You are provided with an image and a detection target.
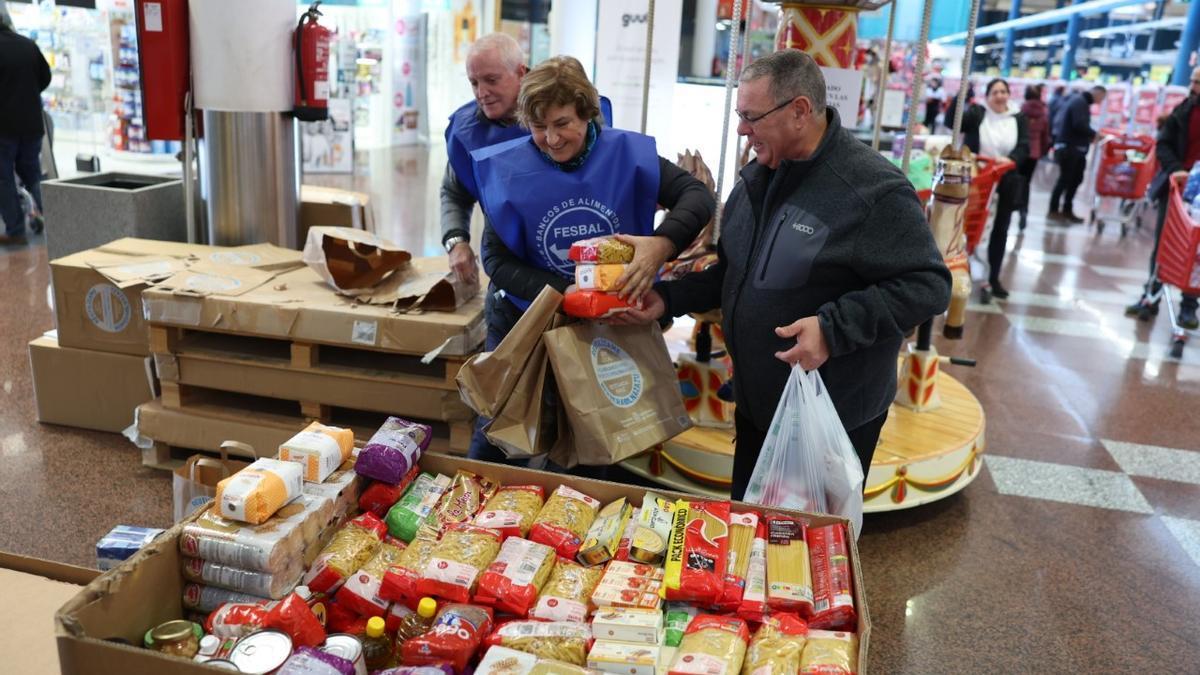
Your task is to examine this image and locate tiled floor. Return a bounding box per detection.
[4,150,1200,672]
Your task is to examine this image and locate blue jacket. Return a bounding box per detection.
[1052,91,1096,151]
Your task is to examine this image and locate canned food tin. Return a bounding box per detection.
[321,633,367,675]
[230,629,293,674]
[204,659,242,671]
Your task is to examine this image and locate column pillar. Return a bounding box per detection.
[1060,0,1084,80]
[1172,0,1200,86]
[1001,0,1022,76]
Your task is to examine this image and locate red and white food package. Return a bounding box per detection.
[380,537,438,610]
[529,486,601,559]
[474,537,557,617]
[807,524,856,632]
[416,524,503,603]
[400,604,494,673]
[335,536,407,617]
[736,518,768,623]
[206,602,270,640]
[303,512,389,594]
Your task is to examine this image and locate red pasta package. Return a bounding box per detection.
[563,291,632,320]
[206,602,270,639]
[474,536,557,617]
[567,236,635,263]
[359,466,419,518]
[303,511,389,594]
[326,596,369,636]
[473,485,546,539]
[336,536,407,617]
[715,511,758,612]
[737,518,768,623]
[400,603,494,672]
[264,590,327,648]
[807,524,856,632]
[663,500,730,606]
[416,523,503,603]
[380,537,438,609]
[482,621,594,666]
[529,486,601,559]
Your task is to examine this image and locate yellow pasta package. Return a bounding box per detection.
[575,264,629,292]
[765,514,813,617]
[278,421,354,482]
[668,614,750,675]
[530,486,601,558]
[530,559,604,622]
[417,523,503,603]
[215,458,304,524]
[484,621,593,666]
[741,613,808,675]
[475,485,547,538]
[302,511,389,594]
[799,630,858,675]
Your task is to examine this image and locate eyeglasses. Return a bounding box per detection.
[736,98,796,125]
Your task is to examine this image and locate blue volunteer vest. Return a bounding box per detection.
[445,96,615,200]
[471,127,660,310]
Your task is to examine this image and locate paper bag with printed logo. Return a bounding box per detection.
[483,316,569,459]
[544,322,691,465]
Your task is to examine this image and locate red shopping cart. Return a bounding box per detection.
[1088,131,1156,236]
[965,155,1016,254]
[1149,176,1200,358]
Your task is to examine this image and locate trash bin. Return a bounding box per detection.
[42,172,186,260]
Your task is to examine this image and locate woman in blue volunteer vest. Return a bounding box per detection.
[468,55,715,467]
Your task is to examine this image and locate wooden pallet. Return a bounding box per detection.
[140,441,261,472]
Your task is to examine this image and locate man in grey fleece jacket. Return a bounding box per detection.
[621,50,951,500]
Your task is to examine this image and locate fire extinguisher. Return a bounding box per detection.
[294,1,332,122]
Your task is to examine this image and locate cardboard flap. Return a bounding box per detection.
[88,257,189,289]
[155,263,277,298]
[354,256,481,310]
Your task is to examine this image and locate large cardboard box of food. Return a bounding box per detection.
[54,454,871,675]
[50,239,304,356]
[300,185,375,240]
[1,552,98,675]
[29,333,155,433]
[142,257,486,357]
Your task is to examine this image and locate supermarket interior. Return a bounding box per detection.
[2,0,1200,673]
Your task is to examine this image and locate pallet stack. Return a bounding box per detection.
[133,256,485,468]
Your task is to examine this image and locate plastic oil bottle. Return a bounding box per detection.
[394,597,438,651]
[362,616,395,671]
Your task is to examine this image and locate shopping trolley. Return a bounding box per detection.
[965,155,1016,254]
[1143,176,1200,358]
[1087,131,1156,237]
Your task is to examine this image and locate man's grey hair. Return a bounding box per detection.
[739,50,827,115]
[0,0,14,31]
[467,33,526,72]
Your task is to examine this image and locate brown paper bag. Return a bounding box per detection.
[456,286,563,418]
[544,322,692,465]
[302,226,412,294]
[484,314,571,458]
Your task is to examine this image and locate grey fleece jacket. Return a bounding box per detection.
[658,109,951,433]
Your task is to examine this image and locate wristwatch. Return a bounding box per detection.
[443,235,469,254]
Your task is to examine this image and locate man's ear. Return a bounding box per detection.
[517,64,529,78]
[793,96,811,124]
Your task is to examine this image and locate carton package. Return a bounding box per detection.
[278,422,354,483]
[214,458,305,524]
[1,552,98,675]
[29,333,155,433]
[52,455,871,675]
[97,526,166,571]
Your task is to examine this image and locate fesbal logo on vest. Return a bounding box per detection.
[537,196,621,275]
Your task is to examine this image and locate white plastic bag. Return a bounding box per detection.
[743,366,865,538]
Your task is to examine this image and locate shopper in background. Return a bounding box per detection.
[1047,85,1068,144]
[923,76,944,131]
[468,55,714,467]
[1018,84,1051,231]
[1048,84,1106,224]
[613,50,951,500]
[961,78,1028,301]
[943,83,974,133]
[1125,66,1200,330]
[0,1,51,246]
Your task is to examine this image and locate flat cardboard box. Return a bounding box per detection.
[51,240,303,356]
[142,257,486,357]
[1,552,97,675]
[55,455,871,675]
[29,334,155,433]
[300,185,375,240]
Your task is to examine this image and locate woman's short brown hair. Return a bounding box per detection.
[517,56,601,127]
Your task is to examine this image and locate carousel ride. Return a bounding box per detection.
[620,0,994,512]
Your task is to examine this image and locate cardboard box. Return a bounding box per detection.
[1,552,98,675]
[54,455,871,674]
[300,185,375,240]
[51,240,303,356]
[142,257,486,357]
[29,334,155,433]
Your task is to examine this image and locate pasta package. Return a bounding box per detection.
[180,494,333,574]
[742,614,808,675]
[765,515,813,617]
[475,646,538,675]
[716,512,759,611]
[578,498,632,567]
[400,603,494,672]
[613,508,640,562]
[474,485,547,539]
[798,630,858,675]
[563,291,632,320]
[736,519,768,623]
[629,494,675,565]
[336,536,408,617]
[279,422,354,483]
[418,470,498,540]
[380,536,438,609]
[483,621,594,666]
[807,524,857,632]
[575,264,629,292]
[417,523,504,602]
[360,473,412,519]
[668,615,750,675]
[530,559,604,622]
[663,500,730,606]
[386,472,452,542]
[568,237,635,264]
[664,603,699,647]
[303,511,389,594]
[215,458,305,524]
[530,486,601,559]
[182,556,301,599]
[475,537,557,617]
